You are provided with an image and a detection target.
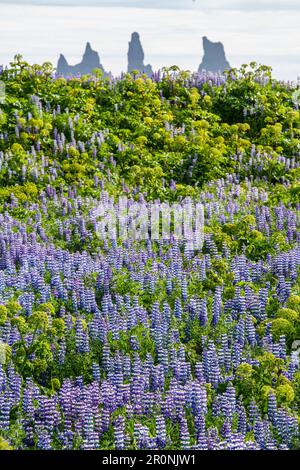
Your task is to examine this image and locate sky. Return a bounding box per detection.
[0,1,300,80]
[1,1,300,8]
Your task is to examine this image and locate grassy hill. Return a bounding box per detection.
[0,57,299,450]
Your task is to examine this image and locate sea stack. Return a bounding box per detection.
[127,32,153,76]
[57,42,107,77]
[198,36,230,73]
[57,54,69,77]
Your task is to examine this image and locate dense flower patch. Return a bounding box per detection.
[0,58,299,450]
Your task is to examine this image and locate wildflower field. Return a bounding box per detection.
[0,58,299,450]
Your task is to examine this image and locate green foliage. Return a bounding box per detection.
[276,383,295,406]
[0,58,300,449]
[286,295,300,313]
[254,353,284,388]
[270,318,295,342]
[293,373,300,409]
[0,306,8,325]
[235,363,256,402]
[275,308,299,323]
[0,437,13,450]
[1,59,299,201]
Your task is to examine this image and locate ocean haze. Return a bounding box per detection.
[0,1,300,80]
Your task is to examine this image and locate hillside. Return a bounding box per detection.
[0,57,299,450]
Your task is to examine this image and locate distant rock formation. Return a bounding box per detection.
[57,42,107,77]
[198,36,230,74]
[127,32,153,76]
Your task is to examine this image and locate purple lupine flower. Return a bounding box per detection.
[114,415,126,450]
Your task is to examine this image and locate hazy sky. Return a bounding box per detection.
[0,1,299,80]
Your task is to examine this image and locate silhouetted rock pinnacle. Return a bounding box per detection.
[127,32,153,77]
[57,42,107,77]
[57,54,69,76]
[198,36,230,73]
